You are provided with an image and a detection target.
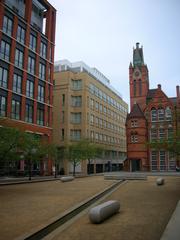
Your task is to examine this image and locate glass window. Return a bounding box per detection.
[160,151,166,171]
[11,99,21,120]
[151,151,158,171]
[0,40,10,61]
[159,129,165,139]
[165,107,172,121]
[139,79,142,95]
[150,129,157,141]
[40,42,47,58]
[3,16,13,36]
[15,49,24,68]
[70,112,81,124]
[71,96,82,107]
[62,94,65,106]
[39,63,46,80]
[28,56,35,74]
[168,128,173,139]
[26,80,34,98]
[71,79,82,90]
[25,104,33,123]
[38,85,44,102]
[13,74,22,94]
[70,130,81,140]
[29,34,37,51]
[133,80,136,96]
[131,133,138,143]
[0,67,8,88]
[151,108,157,122]
[168,152,176,171]
[0,95,6,117]
[158,108,164,121]
[17,25,25,44]
[131,120,138,127]
[37,108,44,125]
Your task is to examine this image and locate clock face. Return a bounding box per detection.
[134,71,140,77]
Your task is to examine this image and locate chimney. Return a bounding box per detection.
[157,84,161,90]
[136,42,140,49]
[176,85,180,99]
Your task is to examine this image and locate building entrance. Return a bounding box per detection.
[131,159,141,171]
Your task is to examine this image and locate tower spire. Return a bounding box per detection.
[133,42,144,67]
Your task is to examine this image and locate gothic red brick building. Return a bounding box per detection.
[125,43,180,171]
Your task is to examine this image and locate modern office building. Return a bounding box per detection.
[53,60,128,174]
[125,43,180,171]
[0,0,56,174]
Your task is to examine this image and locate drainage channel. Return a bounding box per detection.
[25,180,124,240]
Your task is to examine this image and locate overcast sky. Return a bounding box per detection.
[48,0,180,106]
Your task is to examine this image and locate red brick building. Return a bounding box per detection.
[0,0,56,174]
[125,43,180,171]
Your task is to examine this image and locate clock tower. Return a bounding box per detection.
[129,42,149,111]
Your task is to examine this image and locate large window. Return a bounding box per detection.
[151,108,157,122]
[25,104,33,123]
[71,96,82,107]
[168,128,173,139]
[70,130,81,140]
[38,85,44,102]
[40,42,47,58]
[159,151,166,171]
[168,152,176,171]
[158,108,164,121]
[0,96,6,117]
[28,56,35,75]
[165,107,172,121]
[39,63,46,80]
[29,34,37,51]
[70,112,81,124]
[159,129,165,139]
[3,16,13,36]
[26,80,34,98]
[17,25,25,44]
[71,79,82,90]
[150,129,157,141]
[0,67,8,88]
[131,132,138,143]
[13,74,22,94]
[151,151,158,171]
[0,40,10,61]
[139,79,142,96]
[15,49,24,68]
[11,99,21,120]
[37,108,44,125]
[133,80,136,96]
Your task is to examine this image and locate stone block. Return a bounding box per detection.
[156,177,165,185]
[60,176,74,182]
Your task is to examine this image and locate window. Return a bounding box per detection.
[95,102,99,111]
[38,85,44,102]
[11,99,21,120]
[133,80,136,96]
[37,108,44,125]
[71,96,82,107]
[25,104,33,123]
[90,114,94,124]
[28,56,35,74]
[90,98,94,108]
[15,49,23,68]
[17,26,25,44]
[70,130,81,140]
[150,129,157,141]
[71,79,82,90]
[151,151,158,171]
[61,129,64,140]
[62,94,65,106]
[0,40,10,61]
[40,42,47,58]
[0,67,8,88]
[13,74,22,94]
[3,16,13,36]
[165,107,172,121]
[0,96,6,117]
[139,79,142,95]
[151,108,157,122]
[48,65,51,82]
[29,34,37,51]
[26,80,34,98]
[160,151,166,171]
[131,133,138,143]
[70,112,81,124]
[131,120,138,127]
[159,129,165,139]
[168,128,173,139]
[90,131,94,140]
[168,152,176,171]
[39,63,46,80]
[99,104,103,112]
[158,108,164,121]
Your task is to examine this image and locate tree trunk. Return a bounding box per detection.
[73,160,76,176]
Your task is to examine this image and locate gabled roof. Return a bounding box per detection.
[147,89,157,99]
[127,103,145,119]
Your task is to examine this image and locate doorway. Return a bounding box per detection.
[131,159,141,171]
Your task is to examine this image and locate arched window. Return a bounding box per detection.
[133,80,136,96]
[165,107,172,121]
[131,131,138,143]
[139,79,142,96]
[151,108,157,122]
[158,108,164,121]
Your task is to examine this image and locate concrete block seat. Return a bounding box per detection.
[89,200,120,224]
[60,176,74,182]
[156,177,165,185]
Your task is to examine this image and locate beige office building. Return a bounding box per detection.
[53,60,128,174]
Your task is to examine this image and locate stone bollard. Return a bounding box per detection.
[89,200,120,224]
[60,176,74,182]
[156,177,165,186]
